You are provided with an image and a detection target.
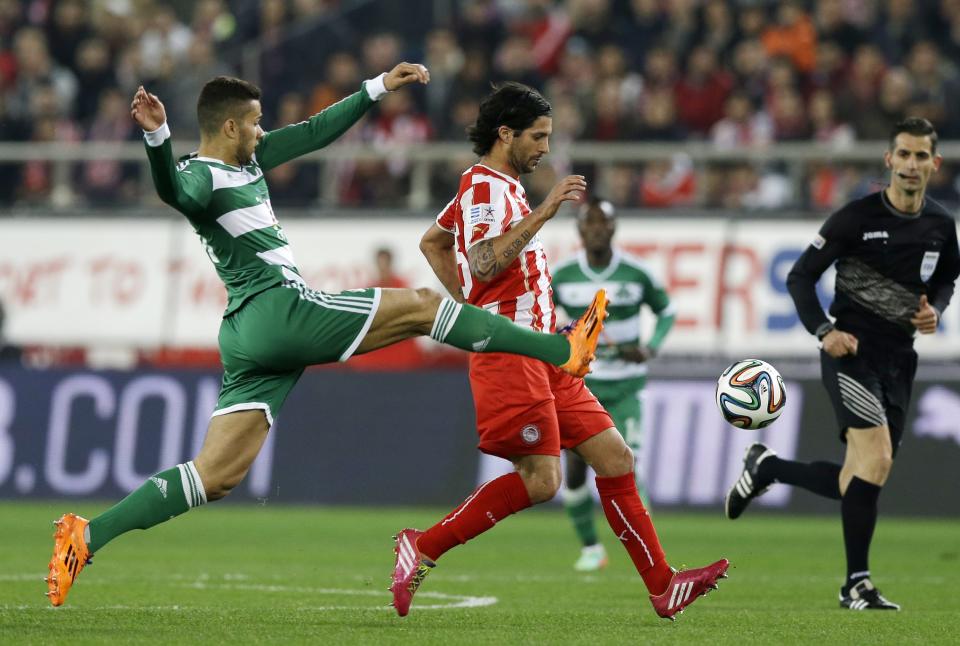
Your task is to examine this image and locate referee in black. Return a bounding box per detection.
[724,117,960,610]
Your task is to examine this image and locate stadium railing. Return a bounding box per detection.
[1,140,957,213]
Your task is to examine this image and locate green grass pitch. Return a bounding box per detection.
[1,502,958,644]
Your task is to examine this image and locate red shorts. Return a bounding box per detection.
[468,353,614,459]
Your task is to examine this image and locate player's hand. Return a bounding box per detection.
[821,329,858,357]
[383,63,430,91]
[618,344,655,363]
[131,86,167,132]
[911,294,938,334]
[544,175,587,215]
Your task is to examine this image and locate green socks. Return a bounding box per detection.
[563,484,599,547]
[431,298,570,365]
[87,462,206,553]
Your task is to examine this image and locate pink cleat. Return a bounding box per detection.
[649,559,729,620]
[389,528,435,617]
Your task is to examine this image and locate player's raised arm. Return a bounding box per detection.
[132,86,211,215]
[255,62,429,172]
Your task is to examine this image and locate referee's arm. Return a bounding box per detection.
[928,224,960,319]
[786,217,848,336]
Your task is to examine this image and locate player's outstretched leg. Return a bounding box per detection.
[724,442,776,520]
[46,513,91,606]
[357,288,608,378]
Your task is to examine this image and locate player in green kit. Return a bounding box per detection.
[552,198,675,571]
[44,63,608,607]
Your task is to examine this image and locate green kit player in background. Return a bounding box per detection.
[45,63,606,606]
[552,198,676,572]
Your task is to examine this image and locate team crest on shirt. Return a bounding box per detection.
[520,424,541,445]
[469,204,496,225]
[921,251,940,282]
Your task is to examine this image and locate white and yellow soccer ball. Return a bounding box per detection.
[716,359,787,429]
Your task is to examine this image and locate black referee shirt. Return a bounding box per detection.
[787,189,960,346]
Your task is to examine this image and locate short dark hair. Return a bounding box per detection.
[467,82,552,156]
[889,117,938,154]
[197,76,262,136]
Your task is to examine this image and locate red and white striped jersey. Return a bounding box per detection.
[436,163,555,332]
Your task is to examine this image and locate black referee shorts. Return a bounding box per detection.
[819,339,918,456]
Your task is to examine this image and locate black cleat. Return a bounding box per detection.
[840,579,900,610]
[725,442,776,520]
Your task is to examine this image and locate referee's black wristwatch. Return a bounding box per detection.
[815,322,835,341]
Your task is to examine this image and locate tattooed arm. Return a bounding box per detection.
[467,175,586,282]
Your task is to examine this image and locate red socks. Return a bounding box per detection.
[417,472,532,561]
[595,472,673,596]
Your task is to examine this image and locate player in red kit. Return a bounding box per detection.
[392,82,729,620]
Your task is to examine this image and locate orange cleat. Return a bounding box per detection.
[559,289,608,378]
[46,513,91,607]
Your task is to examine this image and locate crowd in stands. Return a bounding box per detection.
[0,0,959,211]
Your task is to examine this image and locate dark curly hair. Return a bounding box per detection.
[467,82,552,156]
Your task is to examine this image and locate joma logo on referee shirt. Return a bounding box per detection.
[862,230,889,241]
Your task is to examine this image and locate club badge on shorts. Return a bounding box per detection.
[921,251,940,282]
[520,424,541,445]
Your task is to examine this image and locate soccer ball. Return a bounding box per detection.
[716,359,786,429]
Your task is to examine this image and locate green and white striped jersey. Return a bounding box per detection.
[144,78,385,316]
[552,250,674,380]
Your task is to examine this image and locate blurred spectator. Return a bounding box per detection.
[455,0,504,56]
[308,51,362,114]
[639,155,696,207]
[722,163,793,210]
[852,66,913,139]
[19,84,81,206]
[635,89,686,141]
[836,44,887,133]
[585,79,637,140]
[422,30,464,132]
[814,0,864,54]
[809,40,847,94]
[373,247,407,289]
[769,88,810,141]
[872,0,927,63]
[568,0,618,51]
[597,163,640,207]
[511,0,571,76]
[81,88,139,205]
[761,1,817,73]
[641,45,678,93]
[493,34,543,90]
[7,27,78,121]
[698,0,737,57]
[0,298,23,365]
[617,0,665,68]
[905,40,960,137]
[266,92,319,208]
[46,0,91,70]
[731,39,770,106]
[710,92,773,149]
[661,0,698,60]
[74,38,117,127]
[166,39,232,135]
[808,90,855,146]
[139,5,193,78]
[674,45,734,136]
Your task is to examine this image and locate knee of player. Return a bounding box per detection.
[415,287,443,311]
[204,474,243,501]
[864,452,894,480]
[523,469,562,504]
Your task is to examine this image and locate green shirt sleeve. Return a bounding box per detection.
[254,83,376,172]
[144,137,212,216]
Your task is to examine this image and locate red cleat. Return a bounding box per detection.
[389,528,435,617]
[649,559,729,620]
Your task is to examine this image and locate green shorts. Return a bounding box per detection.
[213,282,381,425]
[585,376,646,450]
